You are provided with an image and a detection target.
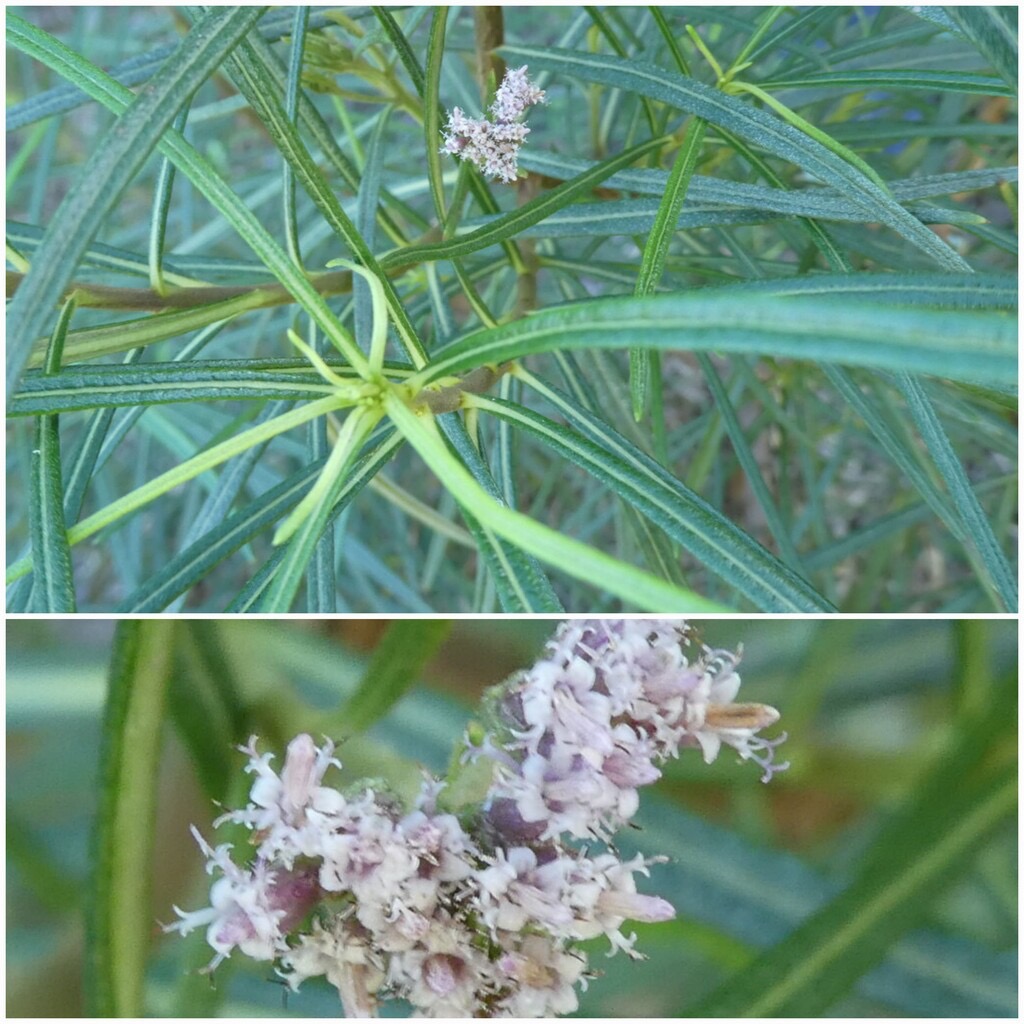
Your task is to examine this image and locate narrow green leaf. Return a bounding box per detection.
[7,218,277,281]
[943,6,1018,89]
[86,620,175,1016]
[761,68,1014,97]
[744,5,842,66]
[553,350,690,588]
[168,622,248,803]
[61,347,148,525]
[649,6,691,75]
[10,367,335,416]
[281,6,310,266]
[148,103,191,295]
[785,22,942,77]
[7,7,268,399]
[118,431,403,612]
[497,44,972,271]
[333,621,452,736]
[730,78,891,193]
[517,152,1019,212]
[6,396,349,586]
[28,296,76,611]
[822,365,966,547]
[828,120,1015,145]
[895,372,1017,610]
[260,408,382,612]
[355,106,393,339]
[227,547,289,612]
[170,399,294,613]
[424,9,449,223]
[5,9,334,131]
[460,198,984,238]
[631,117,707,420]
[7,813,82,913]
[623,782,1016,1018]
[436,413,563,613]
[707,272,1017,309]
[217,24,429,367]
[234,23,423,245]
[416,292,1017,388]
[372,7,426,97]
[585,5,660,138]
[696,353,805,573]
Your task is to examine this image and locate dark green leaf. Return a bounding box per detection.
[688,670,1016,1016]
[380,134,670,271]
[420,292,1017,387]
[28,297,76,611]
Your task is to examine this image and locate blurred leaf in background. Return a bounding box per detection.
[6,618,1016,1016]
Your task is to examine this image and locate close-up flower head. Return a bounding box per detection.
[167,620,785,1016]
[6,618,1017,1017]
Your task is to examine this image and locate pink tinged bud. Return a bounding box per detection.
[597,890,676,923]
[396,910,430,942]
[514,884,575,928]
[545,771,604,804]
[281,733,318,819]
[423,954,463,996]
[602,750,662,788]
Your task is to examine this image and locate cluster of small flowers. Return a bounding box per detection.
[440,65,545,182]
[167,620,786,1017]
[477,620,788,844]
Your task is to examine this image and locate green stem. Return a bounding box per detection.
[384,393,732,612]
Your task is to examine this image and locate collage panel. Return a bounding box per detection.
[6,617,1018,1017]
[5,5,1016,614]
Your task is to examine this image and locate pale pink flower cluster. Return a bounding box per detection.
[167,620,786,1017]
[440,65,545,182]
[476,620,788,845]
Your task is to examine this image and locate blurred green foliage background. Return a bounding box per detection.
[6,618,1017,1016]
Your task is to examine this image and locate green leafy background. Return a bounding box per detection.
[6,618,1017,1017]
